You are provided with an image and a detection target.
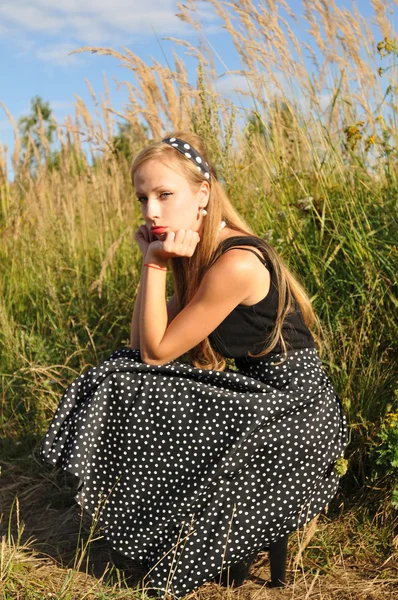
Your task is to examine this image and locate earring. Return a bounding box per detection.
[201,209,207,216]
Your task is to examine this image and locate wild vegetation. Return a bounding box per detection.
[0,0,397,598]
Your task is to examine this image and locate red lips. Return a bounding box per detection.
[151,227,167,234]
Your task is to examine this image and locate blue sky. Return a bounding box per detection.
[0,0,394,151]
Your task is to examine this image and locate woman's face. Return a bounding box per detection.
[133,158,208,239]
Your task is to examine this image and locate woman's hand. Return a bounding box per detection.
[146,229,200,264]
[134,225,158,257]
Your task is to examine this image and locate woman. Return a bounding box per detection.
[41,132,349,598]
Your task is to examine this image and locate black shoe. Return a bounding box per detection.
[109,548,148,582]
[267,534,289,587]
[218,551,258,587]
[265,578,286,588]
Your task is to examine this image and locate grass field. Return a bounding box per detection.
[1,1,398,597]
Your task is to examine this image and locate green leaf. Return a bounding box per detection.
[390,488,398,509]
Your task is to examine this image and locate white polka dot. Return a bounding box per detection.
[40,333,348,598]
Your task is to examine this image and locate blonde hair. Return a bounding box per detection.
[131,131,320,370]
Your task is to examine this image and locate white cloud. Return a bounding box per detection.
[13,36,36,55]
[0,21,10,36]
[0,1,219,65]
[215,74,253,97]
[0,3,64,32]
[201,24,225,35]
[50,100,76,111]
[318,90,334,112]
[0,1,192,43]
[36,43,82,65]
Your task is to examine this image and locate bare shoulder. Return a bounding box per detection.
[199,237,270,306]
[208,245,263,274]
[198,250,256,296]
[203,232,271,305]
[212,231,268,271]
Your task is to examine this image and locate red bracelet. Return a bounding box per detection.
[144,263,167,271]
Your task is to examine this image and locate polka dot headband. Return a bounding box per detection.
[162,137,211,180]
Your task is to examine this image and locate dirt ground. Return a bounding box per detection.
[1,457,397,600]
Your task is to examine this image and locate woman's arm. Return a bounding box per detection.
[130,268,179,348]
[130,225,178,350]
[130,265,145,349]
[139,248,269,365]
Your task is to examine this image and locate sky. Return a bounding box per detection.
[0,0,394,155]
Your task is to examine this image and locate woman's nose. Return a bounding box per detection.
[143,199,160,221]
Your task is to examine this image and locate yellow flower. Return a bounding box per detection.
[365,135,376,152]
[377,37,398,58]
[384,37,398,54]
[385,412,398,427]
[335,457,348,477]
[377,40,386,58]
[344,122,365,151]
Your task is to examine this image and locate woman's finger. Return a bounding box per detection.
[170,229,200,256]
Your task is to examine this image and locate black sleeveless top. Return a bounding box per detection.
[207,236,315,366]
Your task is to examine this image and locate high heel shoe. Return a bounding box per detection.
[218,533,289,589]
[218,550,258,587]
[265,534,289,587]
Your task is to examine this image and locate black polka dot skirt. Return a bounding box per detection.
[41,346,349,598]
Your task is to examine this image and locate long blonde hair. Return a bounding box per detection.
[131,131,319,370]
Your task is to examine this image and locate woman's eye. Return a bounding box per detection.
[136,192,172,202]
